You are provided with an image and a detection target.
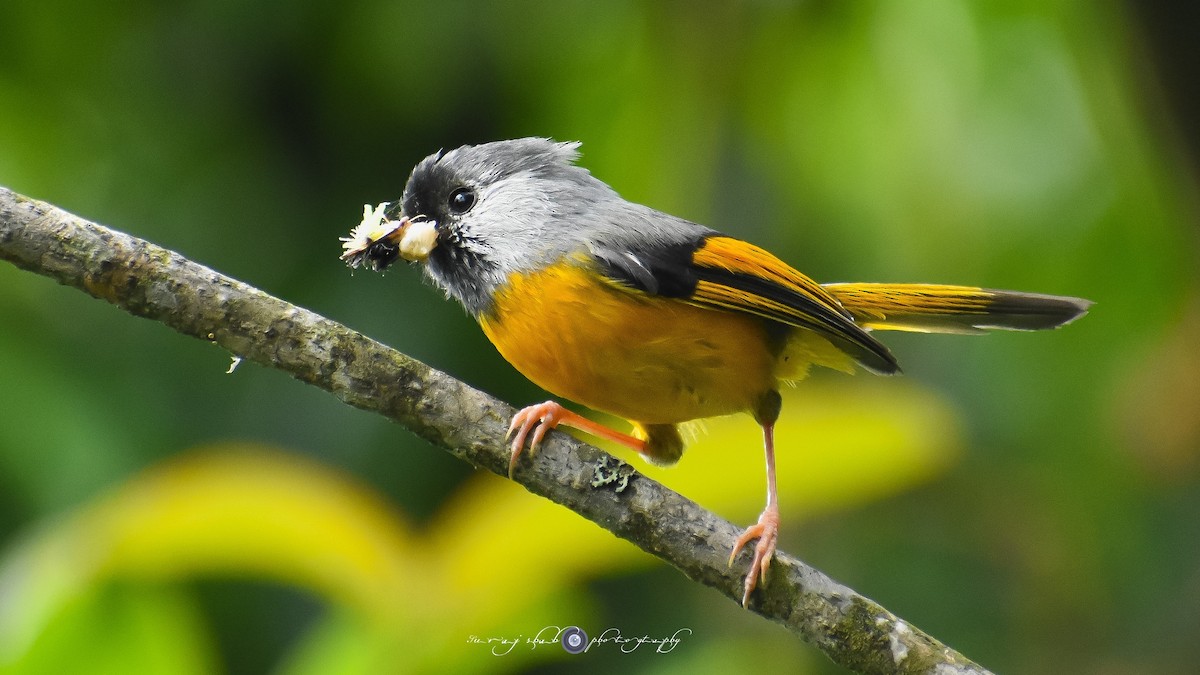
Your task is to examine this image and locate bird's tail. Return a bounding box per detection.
[822,283,1092,335]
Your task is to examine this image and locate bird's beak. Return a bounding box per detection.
[340,202,438,271]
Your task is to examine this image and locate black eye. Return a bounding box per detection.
[447,187,476,215]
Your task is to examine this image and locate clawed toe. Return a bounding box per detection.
[729,506,780,607]
[506,401,564,478]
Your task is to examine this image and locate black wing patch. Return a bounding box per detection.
[592,237,702,299]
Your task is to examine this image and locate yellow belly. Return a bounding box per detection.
[479,261,780,425]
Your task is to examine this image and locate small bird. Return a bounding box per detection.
[342,138,1091,607]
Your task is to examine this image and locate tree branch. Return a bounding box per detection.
[0,186,991,675]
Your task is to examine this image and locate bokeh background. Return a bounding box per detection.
[2,1,1198,673]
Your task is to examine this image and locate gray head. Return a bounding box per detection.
[395,138,607,315]
[395,138,709,317]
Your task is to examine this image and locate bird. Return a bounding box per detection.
[341,137,1091,607]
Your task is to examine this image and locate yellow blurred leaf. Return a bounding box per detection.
[91,445,418,617]
[653,379,963,520]
[0,444,417,666]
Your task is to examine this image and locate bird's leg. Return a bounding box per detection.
[729,421,780,607]
[506,401,646,478]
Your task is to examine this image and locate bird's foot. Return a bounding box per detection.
[505,402,649,479]
[505,400,569,478]
[729,504,780,607]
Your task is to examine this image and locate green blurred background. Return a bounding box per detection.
[1,1,1197,673]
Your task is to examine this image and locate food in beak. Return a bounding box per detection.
[340,203,437,270]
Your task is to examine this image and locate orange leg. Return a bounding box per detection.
[729,422,780,607]
[506,401,646,478]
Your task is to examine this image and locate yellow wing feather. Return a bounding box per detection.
[689,236,851,325]
[685,237,899,374]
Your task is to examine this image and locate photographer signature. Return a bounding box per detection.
[467,625,692,655]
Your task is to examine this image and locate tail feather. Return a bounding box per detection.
[823,283,1092,335]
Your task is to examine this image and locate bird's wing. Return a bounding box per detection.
[595,232,898,375]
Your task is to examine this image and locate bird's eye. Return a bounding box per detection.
[447,187,476,215]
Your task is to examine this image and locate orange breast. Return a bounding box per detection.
[479,260,779,425]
